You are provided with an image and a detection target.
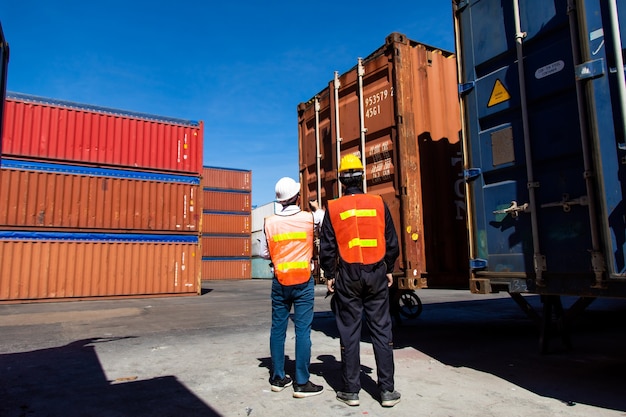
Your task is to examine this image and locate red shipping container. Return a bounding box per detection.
[202,235,251,257]
[202,166,251,191]
[202,212,251,234]
[0,232,201,302]
[201,258,251,280]
[202,189,251,212]
[0,160,200,233]
[2,93,203,175]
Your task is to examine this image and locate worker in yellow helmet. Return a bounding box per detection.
[319,154,401,408]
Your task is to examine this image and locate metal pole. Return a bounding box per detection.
[334,71,342,198]
[314,96,322,205]
[357,58,368,192]
[608,0,626,143]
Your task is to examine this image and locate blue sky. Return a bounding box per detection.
[1,2,455,207]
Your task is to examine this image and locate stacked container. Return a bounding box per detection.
[201,166,252,280]
[251,202,278,279]
[0,92,203,302]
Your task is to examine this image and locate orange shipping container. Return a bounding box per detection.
[0,232,201,302]
[201,166,251,191]
[3,93,203,175]
[202,212,251,234]
[202,235,251,257]
[201,258,251,280]
[298,33,467,290]
[0,160,200,233]
[202,189,251,212]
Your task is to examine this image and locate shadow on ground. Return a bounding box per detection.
[311,294,626,412]
[0,337,221,417]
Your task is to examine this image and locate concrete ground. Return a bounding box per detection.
[1,279,626,417]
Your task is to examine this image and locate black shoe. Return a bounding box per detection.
[381,390,401,407]
[269,375,293,392]
[336,391,359,406]
[292,380,324,398]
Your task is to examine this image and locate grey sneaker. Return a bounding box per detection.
[269,375,293,392]
[381,390,401,407]
[336,391,360,406]
[293,381,324,398]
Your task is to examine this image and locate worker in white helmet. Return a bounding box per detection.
[260,177,325,398]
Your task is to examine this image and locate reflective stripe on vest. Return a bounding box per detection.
[264,211,314,286]
[328,194,386,264]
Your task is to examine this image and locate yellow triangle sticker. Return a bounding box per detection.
[487,79,511,107]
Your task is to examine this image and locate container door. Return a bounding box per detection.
[456,0,626,295]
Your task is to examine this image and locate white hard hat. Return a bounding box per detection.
[275,177,300,202]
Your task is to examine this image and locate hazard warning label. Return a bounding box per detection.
[487,79,511,107]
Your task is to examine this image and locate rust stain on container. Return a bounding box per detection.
[0,232,201,302]
[202,189,251,212]
[2,93,203,175]
[0,160,200,232]
[297,33,467,289]
[202,166,251,191]
[201,258,251,280]
[202,212,251,234]
[202,235,251,257]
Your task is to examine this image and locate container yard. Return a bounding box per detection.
[298,32,468,290]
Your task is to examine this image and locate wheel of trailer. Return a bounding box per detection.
[397,291,422,319]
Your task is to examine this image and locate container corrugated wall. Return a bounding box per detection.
[202,189,251,212]
[202,212,251,234]
[0,160,200,232]
[2,93,203,175]
[201,166,251,191]
[0,232,200,301]
[201,258,251,280]
[297,32,467,290]
[202,235,250,257]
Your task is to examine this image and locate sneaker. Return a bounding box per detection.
[269,376,293,392]
[380,390,401,407]
[336,391,359,406]
[292,381,324,398]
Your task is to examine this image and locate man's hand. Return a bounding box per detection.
[326,278,335,294]
[309,200,320,211]
[386,273,393,287]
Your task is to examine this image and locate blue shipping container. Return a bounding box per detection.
[456,0,626,296]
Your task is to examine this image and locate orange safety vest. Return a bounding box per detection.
[264,211,314,285]
[328,194,386,264]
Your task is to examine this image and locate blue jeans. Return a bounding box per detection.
[270,276,314,385]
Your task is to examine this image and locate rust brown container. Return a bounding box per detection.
[2,93,203,175]
[201,258,251,280]
[202,212,251,235]
[201,166,252,191]
[202,235,251,257]
[0,232,201,302]
[298,32,468,290]
[0,160,200,233]
[202,189,251,212]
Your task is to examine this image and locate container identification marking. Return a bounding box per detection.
[535,61,564,79]
[487,79,511,107]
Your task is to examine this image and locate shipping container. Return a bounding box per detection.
[454,0,626,298]
[202,211,251,234]
[201,258,251,280]
[0,23,8,142]
[201,235,251,257]
[251,257,273,279]
[202,189,251,212]
[252,202,279,232]
[201,166,251,191]
[0,232,200,302]
[298,33,467,290]
[0,159,200,232]
[2,92,203,175]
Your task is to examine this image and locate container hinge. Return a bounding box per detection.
[454,0,469,11]
[540,193,588,212]
[527,181,540,189]
[464,167,481,182]
[458,81,475,95]
[609,64,626,74]
[575,58,605,80]
[493,201,529,218]
[590,251,608,289]
[469,258,488,270]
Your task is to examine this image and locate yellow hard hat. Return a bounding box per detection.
[338,154,364,175]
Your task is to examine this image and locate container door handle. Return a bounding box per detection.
[493,201,529,218]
